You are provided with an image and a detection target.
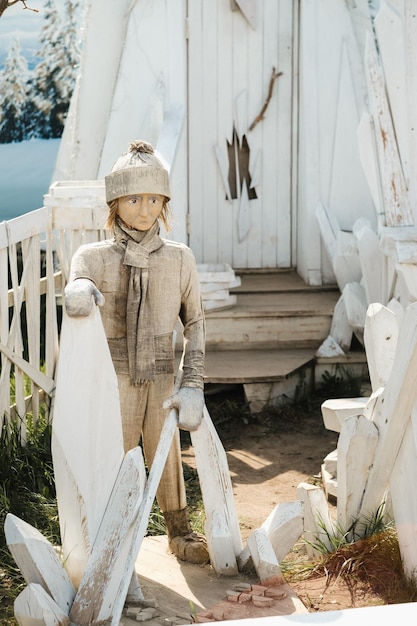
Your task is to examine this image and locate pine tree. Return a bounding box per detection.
[29,0,80,139]
[0,36,29,143]
[58,0,81,102]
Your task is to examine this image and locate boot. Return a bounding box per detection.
[163,507,210,565]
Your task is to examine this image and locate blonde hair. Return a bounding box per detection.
[104,197,172,233]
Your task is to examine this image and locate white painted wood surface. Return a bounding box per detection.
[365,31,413,227]
[69,447,146,624]
[336,415,378,531]
[204,510,238,576]
[260,501,304,563]
[247,528,284,585]
[188,0,294,268]
[52,0,131,182]
[390,412,417,576]
[296,483,334,559]
[359,304,417,520]
[105,407,180,626]
[329,296,352,352]
[51,305,124,588]
[0,208,58,432]
[191,406,243,564]
[4,514,75,614]
[14,584,70,626]
[363,303,398,391]
[321,397,365,433]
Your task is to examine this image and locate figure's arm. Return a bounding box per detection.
[163,247,205,431]
[64,246,105,317]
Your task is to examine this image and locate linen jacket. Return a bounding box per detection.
[69,236,205,389]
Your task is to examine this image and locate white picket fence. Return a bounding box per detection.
[0,182,109,438]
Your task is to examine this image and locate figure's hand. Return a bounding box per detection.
[163,387,204,432]
[64,278,105,317]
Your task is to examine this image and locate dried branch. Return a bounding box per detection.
[0,0,38,18]
[249,67,283,131]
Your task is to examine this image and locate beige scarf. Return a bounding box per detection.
[115,218,164,384]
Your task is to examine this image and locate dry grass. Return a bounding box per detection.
[284,529,417,606]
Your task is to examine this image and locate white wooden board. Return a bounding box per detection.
[51,305,124,588]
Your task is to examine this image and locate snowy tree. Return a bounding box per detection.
[28,0,80,139]
[58,0,81,101]
[0,36,29,142]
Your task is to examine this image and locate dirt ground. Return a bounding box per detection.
[181,385,393,614]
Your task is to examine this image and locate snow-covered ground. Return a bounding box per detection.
[0,138,60,221]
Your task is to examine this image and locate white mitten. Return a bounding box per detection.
[64,278,105,317]
[163,387,204,432]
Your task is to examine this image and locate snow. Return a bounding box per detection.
[0,138,60,221]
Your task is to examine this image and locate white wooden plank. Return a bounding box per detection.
[395,264,417,303]
[191,406,243,559]
[327,37,374,231]
[156,102,185,172]
[359,303,417,519]
[329,296,352,352]
[315,202,338,266]
[215,144,233,201]
[321,395,371,433]
[404,1,417,222]
[52,305,124,588]
[234,0,257,29]
[247,528,284,586]
[396,240,417,264]
[69,447,146,625]
[323,449,337,476]
[5,514,75,613]
[296,483,334,559]
[390,413,417,576]
[365,31,413,226]
[342,281,367,340]
[204,510,238,576]
[104,408,179,626]
[197,264,237,282]
[264,1,292,268]
[354,220,384,305]
[203,295,237,311]
[336,415,379,531]
[364,302,399,391]
[333,231,362,291]
[374,4,410,184]
[357,110,384,219]
[261,501,304,563]
[4,208,48,246]
[315,335,345,358]
[14,584,70,626]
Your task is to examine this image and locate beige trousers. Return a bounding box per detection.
[117,372,187,513]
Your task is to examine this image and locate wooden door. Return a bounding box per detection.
[187,0,296,269]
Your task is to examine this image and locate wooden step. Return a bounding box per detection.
[204,349,316,384]
[233,269,337,294]
[204,289,339,351]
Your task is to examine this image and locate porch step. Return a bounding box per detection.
[204,271,340,351]
[201,271,366,409]
[204,349,315,384]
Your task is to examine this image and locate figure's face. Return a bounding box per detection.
[117,194,164,231]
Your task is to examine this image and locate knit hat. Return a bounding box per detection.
[105,140,171,204]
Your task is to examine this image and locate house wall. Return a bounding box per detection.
[52,0,379,281]
[297,0,376,285]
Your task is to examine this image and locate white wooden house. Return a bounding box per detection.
[7,1,417,623]
[52,0,377,283]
